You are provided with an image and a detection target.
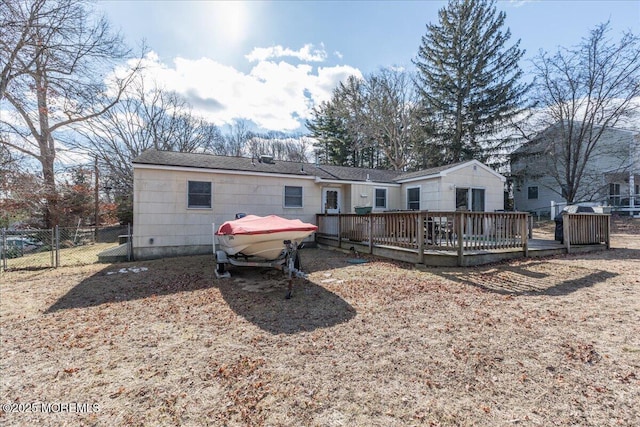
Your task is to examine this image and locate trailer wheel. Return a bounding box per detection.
[216,260,225,275]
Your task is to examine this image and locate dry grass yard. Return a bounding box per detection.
[2,242,120,270]
[1,219,639,426]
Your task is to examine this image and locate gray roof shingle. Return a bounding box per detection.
[396,161,468,181]
[133,150,333,178]
[315,164,402,183]
[132,150,491,184]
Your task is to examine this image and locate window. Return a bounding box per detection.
[609,183,621,206]
[407,187,420,210]
[456,188,469,210]
[472,189,485,212]
[323,188,340,213]
[527,186,538,200]
[284,186,303,207]
[456,187,485,211]
[187,181,211,208]
[375,188,387,209]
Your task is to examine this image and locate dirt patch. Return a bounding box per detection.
[1,224,639,426]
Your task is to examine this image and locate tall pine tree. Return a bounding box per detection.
[414,0,529,166]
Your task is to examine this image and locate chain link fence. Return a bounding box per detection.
[1,225,132,272]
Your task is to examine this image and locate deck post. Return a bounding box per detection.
[522,214,529,257]
[368,214,374,254]
[417,212,425,264]
[457,212,464,266]
[605,214,611,249]
[562,212,571,254]
[337,213,342,248]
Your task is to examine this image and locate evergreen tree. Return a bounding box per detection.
[307,77,370,168]
[414,0,529,166]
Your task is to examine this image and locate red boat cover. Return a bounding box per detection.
[216,215,318,236]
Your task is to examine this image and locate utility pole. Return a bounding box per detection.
[94,156,99,227]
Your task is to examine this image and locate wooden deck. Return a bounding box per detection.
[317,235,607,267]
[316,211,610,267]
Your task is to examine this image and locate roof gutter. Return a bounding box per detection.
[395,173,442,184]
[314,177,401,187]
[133,163,317,180]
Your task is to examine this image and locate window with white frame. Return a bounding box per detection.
[407,187,420,210]
[375,188,387,209]
[187,181,211,208]
[456,188,469,210]
[284,186,303,207]
[472,189,485,212]
[456,187,485,211]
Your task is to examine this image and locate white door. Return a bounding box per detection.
[322,188,341,214]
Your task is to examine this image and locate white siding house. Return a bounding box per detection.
[396,160,506,212]
[511,124,639,217]
[132,151,506,259]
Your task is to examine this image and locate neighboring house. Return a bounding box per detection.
[511,124,640,217]
[132,150,506,259]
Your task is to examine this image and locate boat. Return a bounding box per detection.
[214,215,318,261]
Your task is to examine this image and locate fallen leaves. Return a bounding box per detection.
[563,342,602,365]
[1,244,639,426]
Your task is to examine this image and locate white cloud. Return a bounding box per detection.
[245,43,328,63]
[135,50,361,131]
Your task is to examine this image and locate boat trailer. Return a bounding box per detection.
[214,240,308,299]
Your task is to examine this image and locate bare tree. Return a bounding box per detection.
[247,132,311,162]
[0,0,53,100]
[0,141,18,173]
[77,77,223,204]
[0,154,46,228]
[364,68,421,171]
[214,119,253,157]
[308,69,421,170]
[0,0,141,226]
[522,22,640,203]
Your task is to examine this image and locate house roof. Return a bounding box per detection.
[395,162,468,181]
[133,150,504,184]
[132,150,402,183]
[132,150,334,179]
[512,123,639,156]
[315,164,402,183]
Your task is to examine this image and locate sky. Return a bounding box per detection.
[96,0,640,133]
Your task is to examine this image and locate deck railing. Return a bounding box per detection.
[316,211,530,262]
[316,210,611,265]
[562,213,610,252]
